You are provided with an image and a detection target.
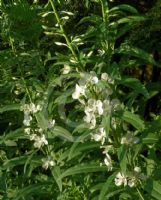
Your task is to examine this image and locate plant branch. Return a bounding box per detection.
[49,0,82,69]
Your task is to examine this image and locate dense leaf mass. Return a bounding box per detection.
[0,0,161,199]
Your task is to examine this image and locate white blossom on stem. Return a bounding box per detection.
[92,128,106,144]
[42,157,55,170]
[62,65,71,74]
[72,84,86,99]
[104,153,113,171]
[115,172,127,187]
[30,134,48,149]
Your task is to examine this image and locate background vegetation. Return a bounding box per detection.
[0,0,161,199]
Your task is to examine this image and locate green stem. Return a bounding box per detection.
[136,187,145,200]
[100,0,108,24]
[49,0,81,67]
[100,0,112,68]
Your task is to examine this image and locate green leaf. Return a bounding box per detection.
[142,132,159,144]
[78,15,102,26]
[59,164,107,179]
[4,140,17,146]
[4,128,28,141]
[118,77,149,98]
[109,4,138,14]
[51,166,62,192]
[122,111,145,131]
[116,45,158,66]
[106,189,124,199]
[90,183,104,193]
[51,126,74,142]
[14,183,52,200]
[2,156,28,170]
[98,172,118,200]
[0,104,20,113]
[102,115,110,137]
[118,145,127,173]
[144,179,161,200]
[36,112,49,130]
[117,16,146,24]
[68,142,100,160]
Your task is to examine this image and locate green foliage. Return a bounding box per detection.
[0,0,161,199]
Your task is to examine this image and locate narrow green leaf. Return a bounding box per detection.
[4,128,28,141]
[117,16,145,24]
[90,183,104,193]
[36,112,49,130]
[99,172,118,200]
[51,126,74,142]
[118,145,127,173]
[122,111,145,131]
[59,164,107,179]
[106,189,124,199]
[142,132,159,144]
[118,77,149,98]
[51,166,62,192]
[14,183,52,200]
[2,156,28,170]
[144,179,161,200]
[68,142,100,160]
[4,140,17,146]
[102,115,111,137]
[116,45,158,66]
[109,4,138,14]
[0,104,20,113]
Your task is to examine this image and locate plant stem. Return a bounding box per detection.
[136,187,145,200]
[49,0,82,69]
[100,0,107,23]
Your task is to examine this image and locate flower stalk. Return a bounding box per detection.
[49,0,82,69]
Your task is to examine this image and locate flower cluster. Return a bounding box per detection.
[121,132,140,146]
[72,71,120,171]
[72,71,119,130]
[115,167,144,187]
[21,102,55,149]
[42,156,55,170]
[20,103,42,126]
[30,133,48,149]
[91,127,106,144]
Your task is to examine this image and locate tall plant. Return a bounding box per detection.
[0,0,161,199]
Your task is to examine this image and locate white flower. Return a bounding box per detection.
[92,128,106,144]
[62,65,71,74]
[30,134,37,141]
[98,49,105,56]
[96,100,103,115]
[42,157,55,170]
[115,172,127,187]
[23,113,32,126]
[29,103,42,113]
[101,73,109,81]
[24,128,30,135]
[104,153,112,171]
[48,119,55,129]
[121,132,140,146]
[91,76,99,84]
[111,99,121,112]
[79,72,90,86]
[128,178,136,187]
[85,99,103,116]
[103,99,111,114]
[85,99,96,114]
[21,103,42,114]
[30,134,48,149]
[134,166,141,173]
[72,84,85,99]
[84,113,96,129]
